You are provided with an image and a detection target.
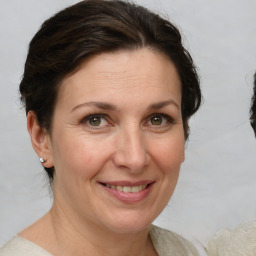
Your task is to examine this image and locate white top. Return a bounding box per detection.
[0,225,199,256]
[206,221,256,256]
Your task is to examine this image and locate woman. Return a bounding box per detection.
[0,1,202,255]
[206,73,256,256]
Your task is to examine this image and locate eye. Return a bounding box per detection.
[89,116,103,126]
[146,113,173,127]
[150,115,163,125]
[82,114,109,128]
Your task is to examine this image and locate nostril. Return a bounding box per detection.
[111,134,150,172]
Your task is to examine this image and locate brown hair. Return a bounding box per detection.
[250,72,256,135]
[20,0,202,181]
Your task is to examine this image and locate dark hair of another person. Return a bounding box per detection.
[19,0,202,181]
[250,73,256,135]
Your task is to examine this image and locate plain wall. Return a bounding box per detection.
[1,0,256,248]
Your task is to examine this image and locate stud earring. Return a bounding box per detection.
[39,158,46,163]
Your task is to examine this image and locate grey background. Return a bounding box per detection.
[1,0,256,250]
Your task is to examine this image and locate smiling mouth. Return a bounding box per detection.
[99,182,153,193]
[105,184,147,193]
[99,181,154,203]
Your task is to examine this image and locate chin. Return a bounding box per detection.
[102,211,154,234]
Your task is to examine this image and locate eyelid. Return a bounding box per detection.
[80,113,107,123]
[80,112,174,130]
[150,113,174,121]
[146,113,174,126]
[80,113,112,130]
[81,113,108,122]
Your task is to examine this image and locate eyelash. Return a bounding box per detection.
[80,113,174,129]
[81,113,109,127]
[146,113,174,127]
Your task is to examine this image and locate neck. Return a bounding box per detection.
[47,200,156,256]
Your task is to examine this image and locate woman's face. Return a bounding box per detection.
[46,48,184,234]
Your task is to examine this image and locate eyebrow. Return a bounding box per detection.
[71,99,179,112]
[71,102,116,112]
[147,99,180,110]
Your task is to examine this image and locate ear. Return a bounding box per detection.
[27,111,53,168]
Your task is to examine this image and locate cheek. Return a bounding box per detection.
[52,133,112,182]
[151,135,185,172]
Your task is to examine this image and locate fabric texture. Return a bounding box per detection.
[0,225,199,256]
[0,236,52,256]
[206,221,256,256]
[150,225,200,256]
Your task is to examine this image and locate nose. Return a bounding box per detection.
[112,126,150,173]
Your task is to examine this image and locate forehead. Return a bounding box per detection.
[57,48,181,108]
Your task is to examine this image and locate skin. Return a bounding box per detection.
[21,48,185,256]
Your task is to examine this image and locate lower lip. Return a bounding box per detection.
[100,183,154,204]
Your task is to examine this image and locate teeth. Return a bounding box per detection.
[123,186,131,193]
[117,186,122,191]
[132,186,139,193]
[105,184,147,193]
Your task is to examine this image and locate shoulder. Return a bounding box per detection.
[150,225,200,256]
[206,221,256,256]
[0,236,52,256]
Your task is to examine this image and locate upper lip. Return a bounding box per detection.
[99,180,155,186]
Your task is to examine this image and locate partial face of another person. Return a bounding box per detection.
[45,48,185,233]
